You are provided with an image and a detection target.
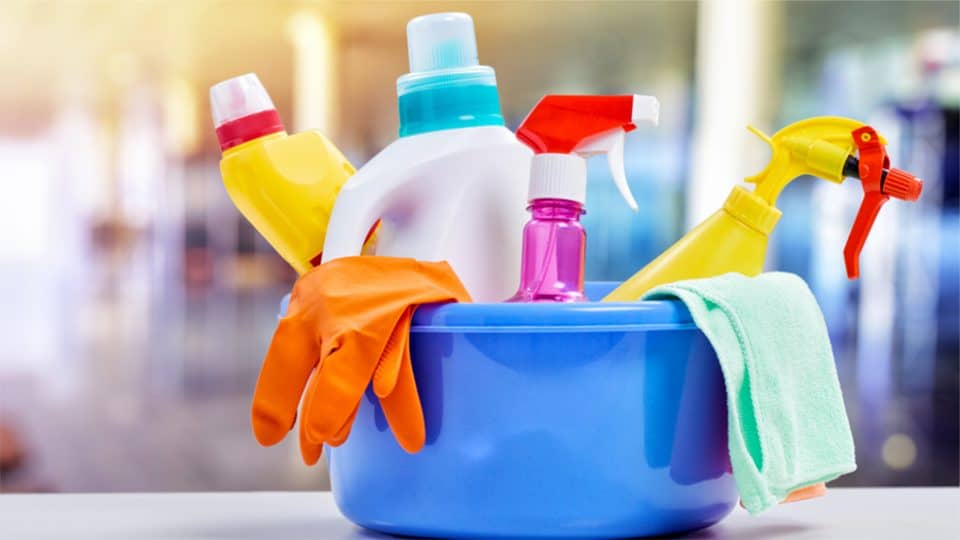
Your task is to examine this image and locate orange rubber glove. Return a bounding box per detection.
[740,483,828,510]
[251,256,471,465]
[782,483,827,503]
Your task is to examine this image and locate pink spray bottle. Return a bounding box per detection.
[507,95,660,302]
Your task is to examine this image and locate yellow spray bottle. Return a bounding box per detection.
[211,73,373,275]
[604,116,923,301]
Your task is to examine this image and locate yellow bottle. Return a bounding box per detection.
[211,73,362,275]
[605,116,923,301]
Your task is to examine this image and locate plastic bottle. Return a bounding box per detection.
[604,117,923,301]
[507,95,660,302]
[211,73,371,275]
[321,13,530,301]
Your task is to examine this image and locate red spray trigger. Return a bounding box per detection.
[843,126,923,279]
[516,95,638,153]
[516,95,659,211]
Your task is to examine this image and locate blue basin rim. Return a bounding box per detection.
[278,281,696,332]
[411,281,696,332]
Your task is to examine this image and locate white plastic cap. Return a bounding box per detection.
[406,13,479,73]
[209,73,276,128]
[631,95,660,127]
[529,154,588,204]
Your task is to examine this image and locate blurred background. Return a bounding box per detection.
[0,0,957,493]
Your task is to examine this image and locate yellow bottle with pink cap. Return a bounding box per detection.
[211,73,370,275]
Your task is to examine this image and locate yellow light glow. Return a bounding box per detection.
[106,52,140,88]
[687,0,780,227]
[286,11,338,136]
[164,77,200,156]
[882,433,917,470]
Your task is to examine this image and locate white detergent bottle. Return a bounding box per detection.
[321,12,530,301]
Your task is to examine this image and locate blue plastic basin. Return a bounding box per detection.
[324,282,737,538]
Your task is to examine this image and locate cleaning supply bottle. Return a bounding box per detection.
[507,95,660,302]
[604,117,923,301]
[321,12,530,302]
[211,73,372,275]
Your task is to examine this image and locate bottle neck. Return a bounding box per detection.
[221,130,287,157]
[722,186,781,235]
[528,198,585,220]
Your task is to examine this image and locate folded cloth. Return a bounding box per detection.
[252,256,471,465]
[644,272,856,514]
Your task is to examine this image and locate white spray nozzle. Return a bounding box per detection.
[632,95,660,127]
[209,73,275,128]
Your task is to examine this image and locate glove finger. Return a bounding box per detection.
[252,316,321,446]
[327,403,359,447]
[379,332,425,453]
[301,396,358,449]
[298,412,324,466]
[300,338,380,444]
[296,375,358,464]
[373,308,414,397]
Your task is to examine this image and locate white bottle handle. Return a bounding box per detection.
[322,179,393,262]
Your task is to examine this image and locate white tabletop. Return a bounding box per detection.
[1,488,958,539]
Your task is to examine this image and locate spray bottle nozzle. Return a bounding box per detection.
[840,156,922,201]
[516,95,659,211]
[743,117,922,280]
[842,126,923,279]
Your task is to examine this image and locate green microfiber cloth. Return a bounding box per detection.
[644,272,856,514]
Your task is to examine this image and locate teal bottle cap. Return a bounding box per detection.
[396,13,504,136]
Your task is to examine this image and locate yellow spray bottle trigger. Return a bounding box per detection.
[743,116,884,205]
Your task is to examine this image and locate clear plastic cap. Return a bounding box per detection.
[406,12,479,73]
[209,73,276,127]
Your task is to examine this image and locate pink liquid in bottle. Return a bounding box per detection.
[507,198,586,302]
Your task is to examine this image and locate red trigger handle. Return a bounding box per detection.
[842,126,923,279]
[843,126,889,279]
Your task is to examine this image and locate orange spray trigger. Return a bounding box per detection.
[842,126,923,279]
